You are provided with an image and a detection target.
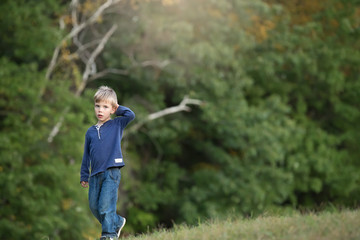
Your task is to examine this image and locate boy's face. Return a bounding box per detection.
[94,100,116,124]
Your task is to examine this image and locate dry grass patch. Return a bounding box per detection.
[126,210,360,240]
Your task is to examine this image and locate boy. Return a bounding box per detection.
[80,86,135,240]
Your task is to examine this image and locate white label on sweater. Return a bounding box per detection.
[115,158,123,163]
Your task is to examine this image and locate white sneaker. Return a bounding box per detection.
[100,237,116,240]
[116,217,126,238]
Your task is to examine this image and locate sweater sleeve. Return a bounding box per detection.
[80,133,90,182]
[115,105,135,128]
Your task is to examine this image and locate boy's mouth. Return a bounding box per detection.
[97,114,103,118]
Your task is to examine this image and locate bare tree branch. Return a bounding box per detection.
[140,60,171,68]
[148,96,202,120]
[45,1,122,143]
[128,96,203,133]
[47,107,69,143]
[45,0,178,143]
[68,39,102,60]
[85,59,170,82]
[68,0,121,44]
[80,24,118,89]
[123,48,171,69]
[71,0,79,28]
[88,68,129,81]
[48,25,118,143]
[45,0,122,81]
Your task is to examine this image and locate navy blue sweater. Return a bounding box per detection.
[80,105,135,182]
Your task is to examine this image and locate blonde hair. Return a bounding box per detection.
[94,86,118,107]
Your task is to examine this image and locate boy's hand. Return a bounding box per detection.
[81,181,89,188]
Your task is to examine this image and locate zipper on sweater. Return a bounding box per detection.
[95,125,101,139]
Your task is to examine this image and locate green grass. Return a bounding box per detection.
[126,210,360,240]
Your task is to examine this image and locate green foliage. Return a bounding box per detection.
[0,1,96,238]
[243,0,360,204]
[0,57,95,239]
[104,0,360,230]
[0,0,63,62]
[1,0,360,238]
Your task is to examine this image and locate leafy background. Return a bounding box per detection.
[0,0,359,239]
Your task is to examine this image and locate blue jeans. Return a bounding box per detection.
[89,167,125,238]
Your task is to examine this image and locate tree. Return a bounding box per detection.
[1,0,360,238]
[244,0,360,205]
[0,1,96,239]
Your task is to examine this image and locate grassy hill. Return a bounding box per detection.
[126,209,360,240]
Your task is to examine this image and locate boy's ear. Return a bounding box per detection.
[111,105,117,114]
